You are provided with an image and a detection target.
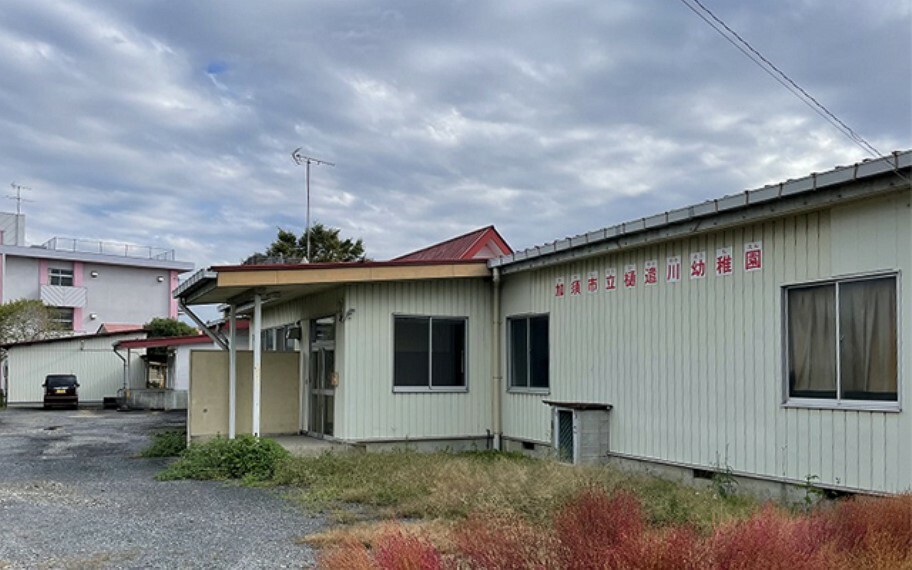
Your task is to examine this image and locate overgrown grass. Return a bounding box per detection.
[275,450,756,531]
[320,489,912,569]
[157,435,290,482]
[140,430,187,458]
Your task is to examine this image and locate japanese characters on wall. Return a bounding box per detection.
[554,241,763,298]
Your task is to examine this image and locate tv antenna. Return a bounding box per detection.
[291,149,335,262]
[8,183,33,215]
[7,183,33,245]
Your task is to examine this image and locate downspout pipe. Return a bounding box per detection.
[492,267,503,451]
[228,304,237,439]
[252,292,262,437]
[179,299,228,350]
[112,343,128,395]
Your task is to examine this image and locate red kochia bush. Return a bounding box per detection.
[372,528,443,570]
[825,493,912,554]
[710,504,834,570]
[553,488,709,570]
[553,488,645,569]
[451,513,559,569]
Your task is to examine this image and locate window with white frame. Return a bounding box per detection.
[508,314,550,390]
[785,274,898,404]
[48,268,74,287]
[393,316,466,390]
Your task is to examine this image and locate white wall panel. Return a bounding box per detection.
[501,191,911,493]
[7,333,146,403]
[341,279,492,441]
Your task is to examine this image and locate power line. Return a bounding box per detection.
[682,0,881,157]
[677,0,910,184]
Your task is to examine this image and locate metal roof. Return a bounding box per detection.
[489,150,911,271]
[392,226,512,261]
[0,329,146,350]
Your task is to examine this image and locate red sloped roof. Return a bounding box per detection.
[392,226,511,262]
[117,335,213,350]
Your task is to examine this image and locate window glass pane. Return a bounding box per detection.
[530,316,550,389]
[323,349,335,389]
[283,329,297,351]
[394,317,429,387]
[431,319,465,387]
[509,318,528,388]
[261,329,275,351]
[787,285,837,399]
[49,307,73,330]
[309,349,320,389]
[312,317,335,342]
[839,277,897,401]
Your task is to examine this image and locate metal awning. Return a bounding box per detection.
[175,260,491,306]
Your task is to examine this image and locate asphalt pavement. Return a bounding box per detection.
[0,407,322,569]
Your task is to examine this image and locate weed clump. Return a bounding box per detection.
[141,430,187,458]
[157,435,290,482]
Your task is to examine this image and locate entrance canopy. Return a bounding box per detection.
[175,259,491,307]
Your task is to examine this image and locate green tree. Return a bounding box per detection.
[143,318,198,366]
[247,223,366,264]
[0,300,62,344]
[143,317,198,338]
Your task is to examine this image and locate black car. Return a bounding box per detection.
[43,374,79,409]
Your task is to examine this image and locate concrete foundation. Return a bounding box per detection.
[126,389,188,411]
[358,436,491,453]
[604,453,853,503]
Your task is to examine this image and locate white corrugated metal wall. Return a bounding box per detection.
[259,289,345,433]
[341,279,492,441]
[6,334,146,403]
[500,191,911,493]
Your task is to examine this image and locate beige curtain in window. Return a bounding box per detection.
[788,285,836,394]
[839,277,897,399]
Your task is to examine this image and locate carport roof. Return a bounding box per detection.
[116,335,212,350]
[0,329,146,349]
[175,259,491,306]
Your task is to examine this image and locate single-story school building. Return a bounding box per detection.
[176,151,911,495]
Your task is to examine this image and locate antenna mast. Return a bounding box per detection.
[291,149,335,262]
[7,183,33,246]
[8,183,32,216]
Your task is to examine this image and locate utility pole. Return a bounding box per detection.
[291,149,334,262]
[7,183,32,246]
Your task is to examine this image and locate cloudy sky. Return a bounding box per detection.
[0,1,908,270]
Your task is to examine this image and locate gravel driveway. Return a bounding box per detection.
[0,407,322,569]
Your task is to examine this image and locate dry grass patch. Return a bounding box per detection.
[274,449,757,531]
[301,519,457,553]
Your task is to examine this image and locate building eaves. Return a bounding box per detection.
[0,245,194,272]
[212,258,488,272]
[490,150,911,272]
[172,269,218,301]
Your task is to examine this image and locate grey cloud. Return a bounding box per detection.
[0,0,906,269]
